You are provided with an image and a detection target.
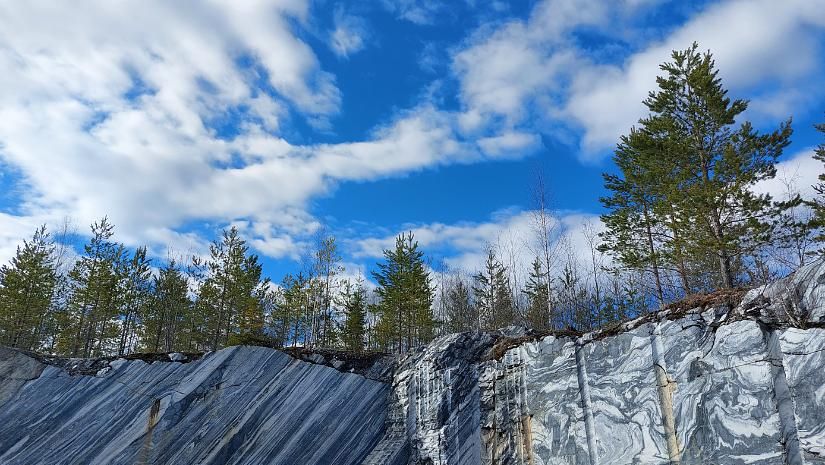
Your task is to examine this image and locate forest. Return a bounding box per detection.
[1,44,824,356]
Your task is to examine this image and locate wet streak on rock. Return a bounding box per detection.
[575,343,599,465]
[138,398,162,465]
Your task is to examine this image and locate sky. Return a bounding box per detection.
[0,0,824,282]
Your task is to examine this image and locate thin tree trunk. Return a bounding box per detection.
[643,205,665,305]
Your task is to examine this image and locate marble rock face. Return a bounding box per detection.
[375,260,825,465]
[2,261,825,465]
[0,346,389,465]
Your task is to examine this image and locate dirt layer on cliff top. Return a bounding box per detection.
[488,287,748,360]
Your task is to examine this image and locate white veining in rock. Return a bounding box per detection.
[3,260,825,464]
[0,346,388,465]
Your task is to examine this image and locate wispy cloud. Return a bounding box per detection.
[329,6,369,58]
[382,0,445,25]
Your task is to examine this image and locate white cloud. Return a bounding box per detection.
[451,0,605,135]
[0,213,43,264]
[451,0,825,160]
[329,7,369,58]
[3,0,821,268]
[350,208,605,279]
[753,148,821,201]
[0,1,542,261]
[382,0,444,25]
[566,0,825,157]
[477,131,541,158]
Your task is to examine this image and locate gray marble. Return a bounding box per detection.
[522,337,590,465]
[4,260,825,465]
[581,325,669,464]
[0,346,388,465]
[780,327,825,462]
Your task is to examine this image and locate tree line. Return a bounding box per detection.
[1,43,824,355]
[0,218,440,356]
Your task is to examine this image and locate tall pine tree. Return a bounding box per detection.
[117,246,152,355]
[472,247,515,331]
[60,218,126,357]
[372,232,434,353]
[198,227,268,350]
[0,225,57,350]
[523,257,552,331]
[143,259,191,353]
[442,275,476,333]
[339,278,367,352]
[601,43,792,290]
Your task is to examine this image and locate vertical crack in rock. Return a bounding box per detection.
[762,325,805,465]
[651,324,682,464]
[574,342,599,465]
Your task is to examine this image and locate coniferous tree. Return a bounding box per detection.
[372,232,434,353]
[143,259,191,353]
[556,259,590,330]
[600,128,672,303]
[339,278,367,351]
[442,276,476,333]
[650,44,791,288]
[275,272,311,347]
[198,227,268,350]
[472,247,514,330]
[0,225,57,350]
[601,43,792,290]
[117,246,152,355]
[60,218,126,357]
[523,257,552,331]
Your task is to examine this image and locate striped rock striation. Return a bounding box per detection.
[2,260,825,464]
[373,259,825,465]
[0,346,390,465]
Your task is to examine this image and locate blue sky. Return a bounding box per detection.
[0,0,824,282]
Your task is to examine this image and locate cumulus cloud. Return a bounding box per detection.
[2,0,822,268]
[451,0,825,159]
[350,208,606,279]
[0,1,541,261]
[753,148,821,201]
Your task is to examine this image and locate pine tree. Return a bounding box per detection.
[602,43,792,290]
[523,257,552,331]
[810,119,825,245]
[651,44,791,288]
[199,227,268,350]
[0,225,57,350]
[117,246,152,355]
[472,247,515,330]
[273,272,311,347]
[372,232,435,353]
[600,126,673,303]
[60,218,126,357]
[556,259,590,330]
[143,259,191,353]
[339,278,367,352]
[442,276,476,333]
